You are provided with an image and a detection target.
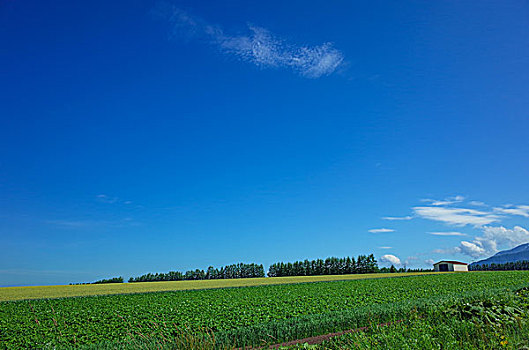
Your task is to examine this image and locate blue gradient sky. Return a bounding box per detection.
[1,1,529,286]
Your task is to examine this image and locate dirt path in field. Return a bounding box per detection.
[241,319,405,349]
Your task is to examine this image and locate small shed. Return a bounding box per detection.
[433,260,468,272]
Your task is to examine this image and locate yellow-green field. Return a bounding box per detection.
[0,272,439,301]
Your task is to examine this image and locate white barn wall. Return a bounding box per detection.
[433,261,468,272]
[453,264,468,272]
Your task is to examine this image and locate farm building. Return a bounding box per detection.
[433,260,468,272]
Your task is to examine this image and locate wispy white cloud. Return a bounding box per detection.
[455,225,529,258]
[493,205,529,218]
[96,194,119,204]
[413,206,500,227]
[369,228,395,233]
[421,196,465,206]
[382,216,413,221]
[380,254,401,266]
[96,194,134,206]
[429,231,466,236]
[425,259,435,265]
[378,195,529,263]
[469,201,487,207]
[456,240,487,258]
[157,6,344,78]
[378,246,393,249]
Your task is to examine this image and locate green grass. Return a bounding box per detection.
[0,272,435,301]
[1,271,529,349]
[302,287,529,349]
[84,287,529,350]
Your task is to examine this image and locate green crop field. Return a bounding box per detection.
[1,271,529,349]
[295,287,529,349]
[0,272,433,302]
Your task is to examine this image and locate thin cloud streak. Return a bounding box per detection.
[156,5,344,78]
[369,228,394,233]
[429,231,466,236]
[382,216,413,221]
[421,196,465,206]
[493,205,529,218]
[413,206,501,227]
[96,194,134,206]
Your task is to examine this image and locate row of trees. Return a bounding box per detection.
[267,254,379,277]
[93,276,124,284]
[128,263,265,283]
[70,276,124,285]
[469,261,529,271]
[379,265,402,273]
[72,254,437,284]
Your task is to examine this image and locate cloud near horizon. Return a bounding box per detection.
[380,254,401,266]
[155,5,344,78]
[381,196,529,262]
[456,225,529,258]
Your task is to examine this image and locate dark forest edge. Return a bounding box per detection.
[469,260,529,271]
[268,254,432,276]
[128,263,265,282]
[72,254,437,285]
[70,277,124,285]
[71,259,529,285]
[268,254,379,276]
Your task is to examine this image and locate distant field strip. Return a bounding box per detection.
[0,272,435,301]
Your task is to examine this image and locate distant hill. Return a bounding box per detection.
[470,243,529,267]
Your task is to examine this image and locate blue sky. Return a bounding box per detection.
[1,1,529,286]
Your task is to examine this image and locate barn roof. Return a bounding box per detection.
[433,260,468,265]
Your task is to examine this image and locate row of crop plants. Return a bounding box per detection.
[303,287,529,349]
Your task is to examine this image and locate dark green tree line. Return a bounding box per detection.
[267,254,379,277]
[92,276,123,284]
[70,276,124,285]
[128,263,265,283]
[469,261,529,271]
